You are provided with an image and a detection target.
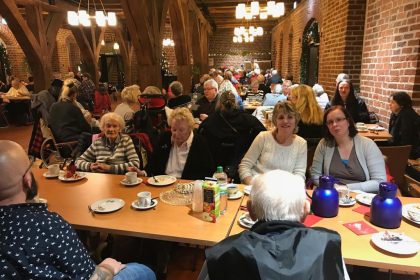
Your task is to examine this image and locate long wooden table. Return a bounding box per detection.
[230,194,420,273]
[358,124,392,141]
[34,168,243,246]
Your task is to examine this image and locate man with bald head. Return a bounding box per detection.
[0,141,155,280]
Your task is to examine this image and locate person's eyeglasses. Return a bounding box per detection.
[326,117,347,126]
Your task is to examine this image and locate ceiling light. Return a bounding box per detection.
[67,0,117,27]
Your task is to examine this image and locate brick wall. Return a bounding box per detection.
[163,21,177,75]
[271,0,366,93]
[360,0,420,125]
[0,24,28,82]
[209,28,271,69]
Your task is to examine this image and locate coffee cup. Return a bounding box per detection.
[47,164,60,176]
[125,172,137,184]
[137,191,151,207]
[356,122,365,128]
[227,184,238,197]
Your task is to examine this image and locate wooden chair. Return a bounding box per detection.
[379,145,412,196]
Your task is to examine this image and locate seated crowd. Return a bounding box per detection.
[1,66,418,279]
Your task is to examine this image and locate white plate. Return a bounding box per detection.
[58,172,87,182]
[371,232,420,255]
[43,172,59,178]
[238,213,256,229]
[131,199,158,210]
[147,175,177,186]
[228,191,243,200]
[355,193,376,206]
[357,127,369,132]
[243,185,252,195]
[369,126,386,131]
[120,178,143,186]
[402,203,420,225]
[90,198,125,213]
[339,197,356,207]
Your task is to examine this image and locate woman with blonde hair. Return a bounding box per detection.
[144,107,214,180]
[239,101,307,184]
[289,84,324,142]
[114,84,141,123]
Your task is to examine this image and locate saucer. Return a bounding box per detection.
[43,172,59,178]
[131,199,158,210]
[120,178,143,186]
[147,175,177,186]
[90,198,125,213]
[238,213,256,229]
[355,193,376,206]
[243,185,252,195]
[228,191,243,200]
[339,197,356,207]
[58,172,87,182]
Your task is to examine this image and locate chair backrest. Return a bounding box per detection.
[379,145,412,195]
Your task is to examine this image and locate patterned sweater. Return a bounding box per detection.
[76,134,140,174]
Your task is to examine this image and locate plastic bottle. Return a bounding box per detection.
[192,180,203,212]
[213,166,228,214]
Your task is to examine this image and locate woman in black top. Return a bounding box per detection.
[325,79,370,123]
[388,91,420,159]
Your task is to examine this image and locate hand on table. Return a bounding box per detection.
[90,162,111,172]
[128,166,147,177]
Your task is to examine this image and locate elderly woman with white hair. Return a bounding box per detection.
[145,107,214,180]
[201,170,349,280]
[312,83,329,110]
[76,112,141,174]
[114,84,141,123]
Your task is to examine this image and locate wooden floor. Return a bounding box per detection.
[1,121,418,280]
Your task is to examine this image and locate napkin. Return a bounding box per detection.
[303,214,323,227]
[352,205,371,217]
[343,221,378,235]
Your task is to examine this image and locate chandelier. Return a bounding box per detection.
[236,1,285,20]
[233,26,264,43]
[67,0,117,27]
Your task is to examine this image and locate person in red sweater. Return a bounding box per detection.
[94,83,111,115]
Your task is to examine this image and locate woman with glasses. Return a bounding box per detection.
[311,106,386,192]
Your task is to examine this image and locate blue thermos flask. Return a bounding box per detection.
[370,182,402,229]
[311,176,339,218]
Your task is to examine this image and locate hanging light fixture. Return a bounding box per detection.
[67,0,117,27]
[113,42,119,50]
[235,1,285,20]
[232,26,264,43]
[162,38,175,47]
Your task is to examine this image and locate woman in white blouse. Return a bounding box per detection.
[239,101,307,184]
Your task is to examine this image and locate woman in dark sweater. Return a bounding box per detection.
[325,79,370,124]
[388,91,420,159]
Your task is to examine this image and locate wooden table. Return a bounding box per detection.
[34,168,243,246]
[358,124,392,141]
[230,194,420,273]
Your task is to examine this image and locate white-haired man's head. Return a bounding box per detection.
[336,73,349,85]
[248,170,309,222]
